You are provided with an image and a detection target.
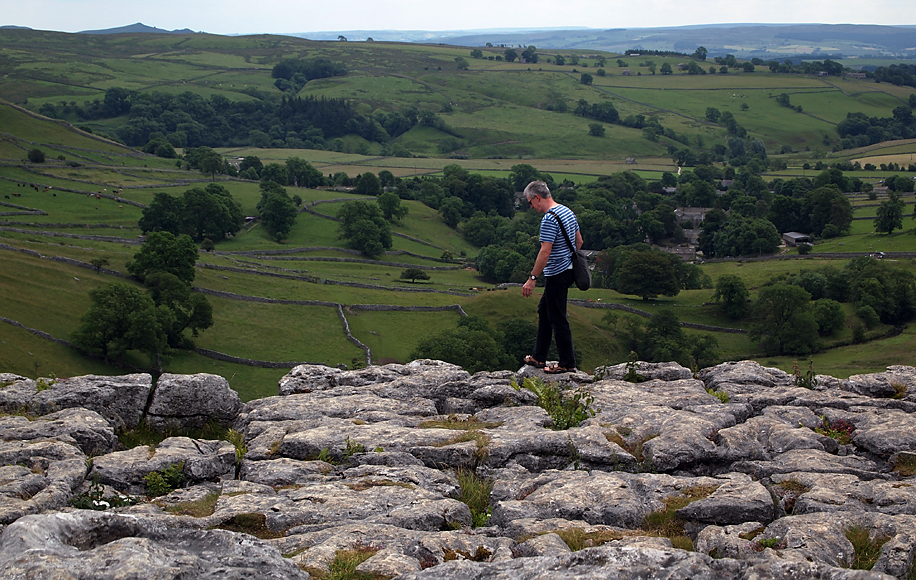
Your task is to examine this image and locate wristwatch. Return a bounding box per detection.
[529,274,537,281]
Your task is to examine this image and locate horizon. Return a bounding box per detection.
[2,0,915,36]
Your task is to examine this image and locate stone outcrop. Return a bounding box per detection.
[1,359,915,579]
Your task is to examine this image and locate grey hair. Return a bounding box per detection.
[524,180,551,199]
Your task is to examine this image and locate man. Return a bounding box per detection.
[521,180,583,374]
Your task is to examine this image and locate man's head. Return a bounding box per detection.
[524,181,552,211]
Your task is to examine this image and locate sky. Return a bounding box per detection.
[2,0,914,35]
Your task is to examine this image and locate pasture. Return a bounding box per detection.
[2,32,916,397]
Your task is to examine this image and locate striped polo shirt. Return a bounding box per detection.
[540,204,580,276]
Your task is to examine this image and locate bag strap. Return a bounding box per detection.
[547,210,576,252]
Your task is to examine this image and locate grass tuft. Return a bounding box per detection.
[641,485,719,550]
[164,491,220,517]
[553,528,626,551]
[845,526,891,570]
[217,513,284,540]
[303,542,385,580]
[456,469,494,528]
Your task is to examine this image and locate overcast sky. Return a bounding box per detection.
[3,0,914,35]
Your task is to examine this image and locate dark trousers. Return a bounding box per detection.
[532,268,576,369]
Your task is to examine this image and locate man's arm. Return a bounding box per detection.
[575,230,583,250]
[522,241,553,297]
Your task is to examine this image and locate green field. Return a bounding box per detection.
[3,31,916,399]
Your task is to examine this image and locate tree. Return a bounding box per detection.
[182,184,244,242]
[89,257,110,273]
[410,318,514,374]
[660,63,673,75]
[377,191,408,222]
[875,191,905,234]
[239,156,263,177]
[580,73,593,85]
[812,298,845,336]
[127,231,198,284]
[588,123,605,137]
[286,157,325,189]
[27,149,46,163]
[693,46,708,61]
[749,283,820,356]
[400,268,430,283]
[804,185,853,236]
[197,149,223,181]
[260,163,289,185]
[338,201,392,258]
[139,193,185,236]
[470,49,484,59]
[615,251,680,300]
[454,57,470,70]
[642,308,688,364]
[504,48,518,62]
[439,196,464,228]
[144,271,213,348]
[256,182,297,242]
[713,274,750,319]
[71,283,165,364]
[705,107,721,122]
[354,172,383,196]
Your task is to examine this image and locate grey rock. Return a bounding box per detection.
[279,363,412,395]
[146,373,242,431]
[842,366,916,399]
[694,521,767,559]
[0,407,115,456]
[397,544,895,579]
[3,360,916,580]
[11,374,151,430]
[0,456,87,525]
[91,437,236,494]
[676,474,775,525]
[733,449,886,480]
[851,408,916,457]
[0,511,308,579]
[239,457,334,486]
[520,532,573,556]
[489,470,721,529]
[595,361,694,382]
[699,360,794,391]
[770,472,916,516]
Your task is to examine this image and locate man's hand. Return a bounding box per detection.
[522,278,536,297]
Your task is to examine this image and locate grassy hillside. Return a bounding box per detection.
[3,33,916,400]
[2,29,915,162]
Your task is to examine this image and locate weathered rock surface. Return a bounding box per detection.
[2,359,916,579]
[147,373,242,431]
[0,373,151,430]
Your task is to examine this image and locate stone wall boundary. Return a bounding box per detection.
[338,304,372,367]
[193,347,311,369]
[0,243,126,277]
[0,315,74,348]
[254,255,460,270]
[568,300,748,334]
[192,287,340,308]
[349,304,469,316]
[198,262,472,296]
[0,226,140,244]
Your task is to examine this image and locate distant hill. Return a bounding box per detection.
[78,22,197,35]
[0,25,31,30]
[290,23,916,60]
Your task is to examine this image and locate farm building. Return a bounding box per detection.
[782,232,811,247]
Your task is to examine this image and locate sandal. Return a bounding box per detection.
[524,355,546,368]
[544,364,574,374]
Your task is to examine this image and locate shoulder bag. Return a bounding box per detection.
[548,210,591,291]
